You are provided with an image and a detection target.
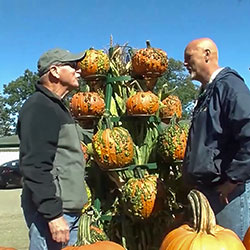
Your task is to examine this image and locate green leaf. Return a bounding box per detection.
[110,96,119,116]
[114,92,126,114]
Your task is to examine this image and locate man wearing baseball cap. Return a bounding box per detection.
[17,48,88,249]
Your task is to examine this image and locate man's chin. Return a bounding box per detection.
[190,73,197,80]
[73,81,80,89]
[68,83,79,92]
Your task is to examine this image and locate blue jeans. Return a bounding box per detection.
[198,180,250,240]
[21,190,80,250]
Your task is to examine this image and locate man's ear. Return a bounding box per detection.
[49,65,60,79]
[204,49,211,63]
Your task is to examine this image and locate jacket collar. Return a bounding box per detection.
[35,82,62,101]
[208,67,224,84]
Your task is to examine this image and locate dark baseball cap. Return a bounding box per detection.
[37,48,86,76]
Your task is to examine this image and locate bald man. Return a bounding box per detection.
[182,38,250,240]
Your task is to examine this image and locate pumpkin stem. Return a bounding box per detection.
[110,34,113,48]
[75,213,92,245]
[161,86,178,101]
[146,40,151,48]
[169,115,177,126]
[188,189,217,234]
[134,166,145,179]
[130,80,144,92]
[97,114,113,130]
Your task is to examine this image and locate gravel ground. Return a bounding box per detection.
[0,187,29,249]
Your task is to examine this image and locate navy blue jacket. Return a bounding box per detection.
[183,67,250,186]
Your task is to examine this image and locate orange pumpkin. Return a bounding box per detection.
[0,248,17,250]
[160,95,182,120]
[132,41,168,90]
[92,127,134,170]
[70,92,105,118]
[132,41,168,76]
[63,241,125,250]
[126,91,159,115]
[160,189,245,250]
[243,227,250,249]
[78,49,110,78]
[158,122,189,162]
[121,174,164,219]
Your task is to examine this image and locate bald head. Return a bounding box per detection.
[184,38,220,85]
[185,38,219,61]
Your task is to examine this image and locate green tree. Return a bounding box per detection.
[0,69,38,136]
[3,69,37,114]
[156,58,199,118]
[0,94,13,136]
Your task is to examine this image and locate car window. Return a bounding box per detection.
[0,160,19,168]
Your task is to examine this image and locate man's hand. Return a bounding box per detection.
[216,181,238,205]
[48,216,70,244]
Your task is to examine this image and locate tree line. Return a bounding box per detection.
[0,58,199,137]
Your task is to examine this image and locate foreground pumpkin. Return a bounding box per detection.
[63,241,125,250]
[160,95,182,120]
[243,227,250,249]
[160,189,245,250]
[121,175,164,219]
[70,92,105,118]
[126,91,159,115]
[0,248,17,250]
[92,127,134,170]
[78,48,110,77]
[158,122,189,163]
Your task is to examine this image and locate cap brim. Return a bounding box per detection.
[62,51,86,62]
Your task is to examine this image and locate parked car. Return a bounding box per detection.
[0,160,23,188]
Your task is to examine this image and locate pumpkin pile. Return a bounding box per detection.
[160,95,182,120]
[92,126,134,170]
[157,121,189,163]
[65,40,212,250]
[121,174,164,219]
[126,91,159,115]
[70,92,105,118]
[160,189,245,250]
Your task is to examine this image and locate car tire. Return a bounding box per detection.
[0,176,6,188]
[18,176,24,188]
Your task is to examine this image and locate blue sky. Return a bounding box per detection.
[0,0,250,93]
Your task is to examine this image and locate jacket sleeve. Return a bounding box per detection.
[18,101,63,220]
[223,77,250,183]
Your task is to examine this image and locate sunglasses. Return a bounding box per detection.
[56,61,78,70]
